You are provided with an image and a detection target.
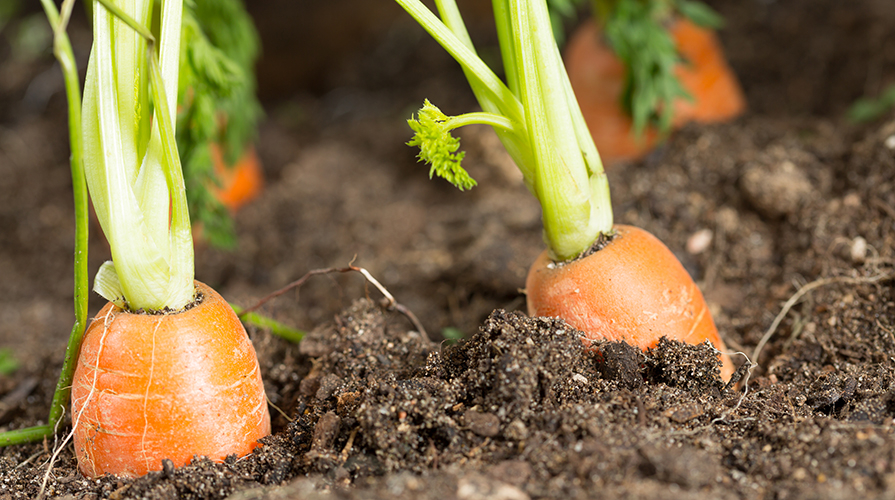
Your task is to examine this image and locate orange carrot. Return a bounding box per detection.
[398,1,734,381]
[526,225,734,380]
[564,18,745,164]
[209,143,265,212]
[71,281,270,478]
[668,18,746,125]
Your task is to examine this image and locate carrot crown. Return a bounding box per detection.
[83,0,194,312]
[397,0,613,261]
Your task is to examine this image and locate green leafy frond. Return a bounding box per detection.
[604,0,691,134]
[407,100,477,191]
[176,0,262,247]
[673,0,723,29]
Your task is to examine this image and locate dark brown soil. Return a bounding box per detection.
[3,0,895,499]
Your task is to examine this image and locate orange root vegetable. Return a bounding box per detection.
[526,225,734,381]
[71,281,270,478]
[210,144,265,212]
[564,18,746,164]
[669,19,747,125]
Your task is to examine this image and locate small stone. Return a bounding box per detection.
[664,403,704,423]
[465,410,501,437]
[457,473,530,500]
[686,228,713,255]
[843,192,862,207]
[740,160,813,218]
[312,411,341,451]
[504,419,529,440]
[850,236,867,264]
[489,460,532,487]
[715,207,740,234]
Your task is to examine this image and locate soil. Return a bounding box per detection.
[3,0,895,498]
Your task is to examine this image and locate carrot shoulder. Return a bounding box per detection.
[526,225,734,380]
[71,281,270,478]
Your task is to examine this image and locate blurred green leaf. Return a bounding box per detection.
[0,349,19,376]
[11,13,52,61]
[674,0,724,29]
[848,85,895,123]
[0,0,21,33]
[441,327,465,345]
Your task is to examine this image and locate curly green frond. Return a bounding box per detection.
[407,100,476,191]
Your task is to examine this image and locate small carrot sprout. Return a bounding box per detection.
[407,100,474,190]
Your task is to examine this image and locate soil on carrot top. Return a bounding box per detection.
[3,0,895,498]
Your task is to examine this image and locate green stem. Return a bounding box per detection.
[446,112,517,133]
[47,0,90,428]
[94,0,156,43]
[230,304,306,344]
[399,0,614,261]
[0,426,55,447]
[394,0,522,125]
[0,0,90,447]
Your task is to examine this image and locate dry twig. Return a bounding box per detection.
[239,265,428,339]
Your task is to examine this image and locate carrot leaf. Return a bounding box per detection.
[177,0,262,248]
[673,0,723,29]
[0,349,18,376]
[407,100,475,191]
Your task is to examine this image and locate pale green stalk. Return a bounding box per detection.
[84,0,193,311]
[397,0,613,261]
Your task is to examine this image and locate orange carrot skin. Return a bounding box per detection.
[670,19,746,125]
[526,225,734,380]
[210,144,264,212]
[71,281,270,478]
[564,19,746,164]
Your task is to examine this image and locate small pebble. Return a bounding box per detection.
[885,135,895,150]
[850,236,867,264]
[686,229,713,255]
[465,410,501,437]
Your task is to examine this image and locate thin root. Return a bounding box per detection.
[751,271,894,365]
[266,395,293,423]
[712,350,756,425]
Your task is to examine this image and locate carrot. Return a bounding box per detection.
[396,0,734,380]
[669,18,746,125]
[564,13,745,164]
[526,225,734,380]
[210,143,265,212]
[71,281,270,478]
[74,0,271,476]
[0,0,279,459]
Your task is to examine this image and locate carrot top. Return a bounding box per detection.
[83,0,194,312]
[398,0,613,262]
